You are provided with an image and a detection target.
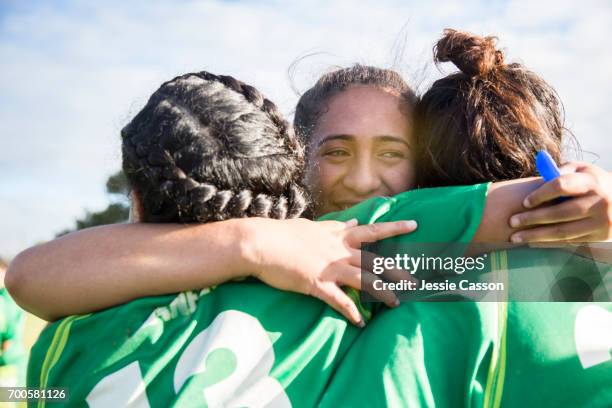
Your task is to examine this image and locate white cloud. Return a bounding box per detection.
[1,0,611,257]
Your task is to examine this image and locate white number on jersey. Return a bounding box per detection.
[574,305,612,369]
[87,309,291,407]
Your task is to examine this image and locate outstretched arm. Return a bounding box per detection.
[6,220,251,321]
[6,217,416,324]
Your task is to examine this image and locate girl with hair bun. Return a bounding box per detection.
[416,28,566,187]
[317,29,612,407]
[415,28,612,407]
[415,28,612,243]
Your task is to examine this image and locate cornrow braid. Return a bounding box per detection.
[191,72,303,155]
[122,71,308,223]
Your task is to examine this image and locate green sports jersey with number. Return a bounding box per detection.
[31,285,358,408]
[0,287,26,387]
[319,249,612,407]
[26,183,489,408]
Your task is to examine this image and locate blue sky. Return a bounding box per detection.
[1,0,611,257]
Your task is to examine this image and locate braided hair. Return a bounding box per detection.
[122,71,308,223]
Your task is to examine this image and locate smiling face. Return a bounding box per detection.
[305,86,415,216]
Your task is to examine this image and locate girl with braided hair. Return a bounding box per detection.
[9,67,425,326]
[23,70,419,407]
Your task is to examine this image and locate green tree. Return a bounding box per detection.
[57,171,130,236]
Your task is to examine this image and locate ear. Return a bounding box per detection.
[129,190,145,223]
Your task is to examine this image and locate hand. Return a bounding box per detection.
[246,218,418,326]
[509,162,612,243]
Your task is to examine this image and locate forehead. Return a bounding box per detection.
[312,86,411,144]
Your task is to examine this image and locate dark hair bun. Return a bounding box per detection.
[434,28,504,77]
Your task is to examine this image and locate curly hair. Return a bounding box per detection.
[415,29,575,187]
[121,71,308,223]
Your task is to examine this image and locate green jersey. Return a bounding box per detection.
[31,285,357,407]
[501,249,612,407]
[27,183,488,407]
[0,287,26,387]
[319,250,612,407]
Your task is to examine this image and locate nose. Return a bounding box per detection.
[342,156,381,196]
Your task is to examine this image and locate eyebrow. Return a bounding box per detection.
[376,135,411,147]
[317,134,410,148]
[317,134,353,147]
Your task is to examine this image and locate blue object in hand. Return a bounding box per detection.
[536,150,568,202]
[536,150,562,182]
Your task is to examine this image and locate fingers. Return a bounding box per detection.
[510,195,600,227]
[565,235,598,244]
[559,161,603,176]
[510,218,600,243]
[338,266,399,308]
[524,173,597,208]
[350,249,386,271]
[559,161,580,174]
[563,161,602,174]
[344,220,418,246]
[362,271,400,308]
[320,219,358,231]
[343,218,359,228]
[312,282,364,327]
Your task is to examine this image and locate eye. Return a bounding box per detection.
[379,151,406,159]
[323,149,350,157]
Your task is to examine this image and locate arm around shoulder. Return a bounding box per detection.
[5,219,259,321]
